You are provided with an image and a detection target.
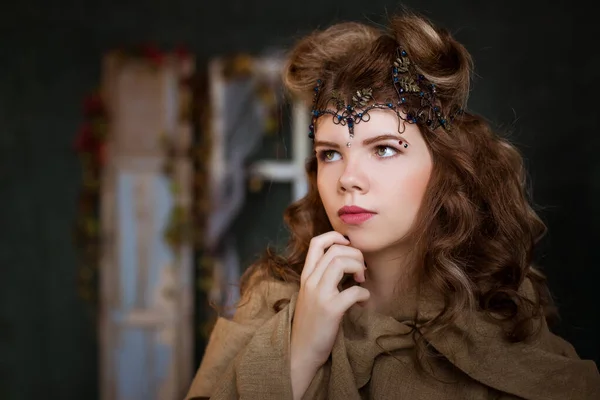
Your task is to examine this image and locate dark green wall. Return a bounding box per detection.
[0,1,597,399]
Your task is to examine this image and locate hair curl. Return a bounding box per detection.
[239,11,556,366]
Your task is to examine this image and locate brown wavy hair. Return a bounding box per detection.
[240,11,556,359]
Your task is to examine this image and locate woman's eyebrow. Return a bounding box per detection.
[362,134,405,145]
[313,140,340,149]
[314,134,407,148]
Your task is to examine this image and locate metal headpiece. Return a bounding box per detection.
[308,48,463,140]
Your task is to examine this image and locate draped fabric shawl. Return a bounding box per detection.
[185,278,600,399]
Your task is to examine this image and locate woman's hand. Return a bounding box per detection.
[290,231,370,398]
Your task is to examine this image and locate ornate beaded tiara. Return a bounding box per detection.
[308,48,462,139]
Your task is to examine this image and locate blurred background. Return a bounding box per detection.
[0,0,597,399]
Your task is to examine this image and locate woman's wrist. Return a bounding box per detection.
[290,351,321,400]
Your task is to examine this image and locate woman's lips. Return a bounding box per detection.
[337,206,376,225]
[339,212,375,224]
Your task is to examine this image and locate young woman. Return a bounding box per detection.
[185,12,600,400]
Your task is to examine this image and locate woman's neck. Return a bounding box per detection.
[359,245,416,315]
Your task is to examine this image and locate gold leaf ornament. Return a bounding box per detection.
[331,90,346,111]
[394,56,410,73]
[399,77,420,93]
[352,88,373,108]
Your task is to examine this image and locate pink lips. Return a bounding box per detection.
[337,205,376,225]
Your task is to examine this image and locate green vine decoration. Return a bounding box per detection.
[73,91,107,307]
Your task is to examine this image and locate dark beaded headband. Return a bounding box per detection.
[308,48,462,140]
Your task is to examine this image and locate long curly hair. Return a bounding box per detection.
[240,11,556,359]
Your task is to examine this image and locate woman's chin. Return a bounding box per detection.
[343,234,382,253]
[342,230,410,254]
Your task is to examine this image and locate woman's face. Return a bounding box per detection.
[315,109,433,254]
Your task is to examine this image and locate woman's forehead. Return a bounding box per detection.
[315,110,420,141]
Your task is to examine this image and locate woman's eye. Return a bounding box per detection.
[375,146,398,158]
[321,150,341,162]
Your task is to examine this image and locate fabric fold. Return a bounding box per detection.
[186,278,600,400]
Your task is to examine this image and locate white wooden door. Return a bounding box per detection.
[99,52,195,400]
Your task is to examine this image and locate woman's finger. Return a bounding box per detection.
[332,285,371,314]
[317,256,366,293]
[309,244,364,285]
[301,232,349,285]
